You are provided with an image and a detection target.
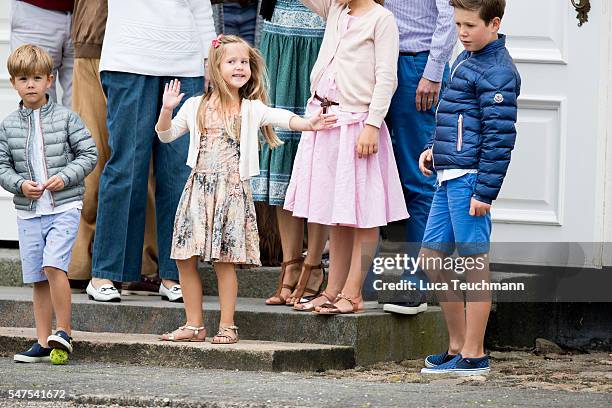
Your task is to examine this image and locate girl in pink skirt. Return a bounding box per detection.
[285,0,409,314]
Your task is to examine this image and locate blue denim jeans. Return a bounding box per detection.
[93,72,204,282]
[223,3,257,46]
[363,52,449,301]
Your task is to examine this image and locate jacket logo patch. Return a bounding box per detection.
[494,93,504,103]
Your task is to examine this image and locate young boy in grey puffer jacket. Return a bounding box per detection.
[0,44,97,363]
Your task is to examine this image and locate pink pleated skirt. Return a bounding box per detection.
[283,101,409,228]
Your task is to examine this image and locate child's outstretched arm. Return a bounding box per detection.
[257,102,336,146]
[289,108,337,132]
[156,79,191,143]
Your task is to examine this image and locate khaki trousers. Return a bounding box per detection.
[68,58,158,280]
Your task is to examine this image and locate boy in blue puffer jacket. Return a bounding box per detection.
[417,0,520,376]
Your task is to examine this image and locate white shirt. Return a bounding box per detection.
[100,0,216,77]
[17,109,82,219]
[437,169,478,185]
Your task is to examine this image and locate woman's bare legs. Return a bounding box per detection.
[287,222,329,304]
[265,207,303,304]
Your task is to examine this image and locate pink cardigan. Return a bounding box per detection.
[302,0,399,128]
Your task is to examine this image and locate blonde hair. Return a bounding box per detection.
[7,44,53,78]
[197,35,282,148]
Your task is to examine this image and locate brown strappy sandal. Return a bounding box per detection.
[211,325,239,344]
[287,262,326,306]
[314,293,363,315]
[293,291,336,312]
[265,257,304,305]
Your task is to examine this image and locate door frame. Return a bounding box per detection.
[603,0,612,266]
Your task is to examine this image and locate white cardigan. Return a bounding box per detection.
[156,96,295,180]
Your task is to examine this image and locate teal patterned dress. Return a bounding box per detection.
[251,0,325,206]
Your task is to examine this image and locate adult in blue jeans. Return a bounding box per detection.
[211,0,261,46]
[87,0,216,303]
[362,0,457,314]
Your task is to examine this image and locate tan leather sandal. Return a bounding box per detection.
[314,293,363,315]
[293,291,336,312]
[160,325,206,342]
[287,262,326,306]
[265,258,304,305]
[211,325,239,344]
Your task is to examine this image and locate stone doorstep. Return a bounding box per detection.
[0,327,355,372]
[0,287,449,366]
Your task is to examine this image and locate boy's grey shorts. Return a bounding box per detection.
[17,208,80,284]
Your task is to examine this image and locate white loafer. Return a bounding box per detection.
[86,281,121,302]
[159,282,183,302]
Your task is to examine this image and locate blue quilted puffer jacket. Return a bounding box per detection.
[426,34,521,204]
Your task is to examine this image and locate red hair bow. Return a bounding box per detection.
[212,34,224,48]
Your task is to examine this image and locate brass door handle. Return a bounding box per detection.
[571,0,591,26]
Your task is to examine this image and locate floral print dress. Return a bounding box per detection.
[171,104,260,265]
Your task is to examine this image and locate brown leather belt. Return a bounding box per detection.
[314,92,339,114]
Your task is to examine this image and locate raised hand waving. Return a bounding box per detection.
[162,79,185,111]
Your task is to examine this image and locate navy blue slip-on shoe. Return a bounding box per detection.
[47,330,73,353]
[14,342,52,363]
[424,351,457,368]
[421,354,490,376]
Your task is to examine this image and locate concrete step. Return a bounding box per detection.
[0,327,354,372]
[0,286,448,366]
[0,248,281,298]
[0,249,539,304]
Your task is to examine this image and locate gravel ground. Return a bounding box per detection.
[321,351,612,393]
[0,352,610,408]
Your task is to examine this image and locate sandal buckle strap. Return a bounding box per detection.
[181,325,205,335]
[336,293,355,305]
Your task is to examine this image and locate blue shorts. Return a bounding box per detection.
[422,173,491,256]
[17,208,80,284]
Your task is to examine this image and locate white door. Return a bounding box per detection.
[490,0,611,268]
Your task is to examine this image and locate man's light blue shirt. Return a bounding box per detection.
[385,0,457,82]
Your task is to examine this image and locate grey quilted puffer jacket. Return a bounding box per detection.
[0,99,98,211]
